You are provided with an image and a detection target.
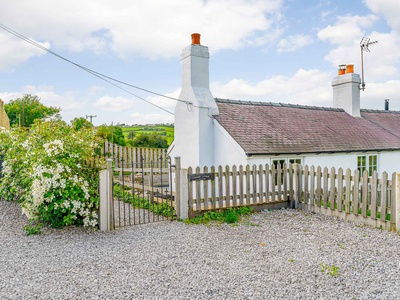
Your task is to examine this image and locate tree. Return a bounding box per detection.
[95,125,126,146]
[71,117,94,131]
[112,126,126,146]
[131,132,168,148]
[5,94,60,127]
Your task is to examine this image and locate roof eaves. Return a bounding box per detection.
[245,148,400,157]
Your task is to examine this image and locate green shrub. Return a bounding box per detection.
[0,118,103,229]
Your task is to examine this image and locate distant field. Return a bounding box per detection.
[121,125,174,145]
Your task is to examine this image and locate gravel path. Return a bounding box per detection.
[1,200,399,300]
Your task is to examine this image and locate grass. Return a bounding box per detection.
[113,184,176,219]
[184,207,253,225]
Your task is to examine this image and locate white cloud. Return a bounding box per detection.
[360,80,400,110]
[87,85,106,97]
[147,89,181,112]
[318,14,377,45]
[129,112,174,125]
[0,86,83,111]
[0,87,86,124]
[94,95,136,112]
[317,13,400,82]
[0,0,284,65]
[365,0,400,33]
[277,34,313,53]
[211,68,333,106]
[0,33,50,71]
[0,92,21,102]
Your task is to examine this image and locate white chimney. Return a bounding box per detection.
[332,64,361,117]
[170,33,218,168]
[180,33,218,114]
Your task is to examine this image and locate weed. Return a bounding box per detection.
[184,207,253,225]
[338,243,345,249]
[288,258,295,263]
[113,184,176,219]
[242,220,260,227]
[320,263,340,277]
[224,209,239,223]
[24,220,43,236]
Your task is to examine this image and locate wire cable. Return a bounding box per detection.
[0,23,179,114]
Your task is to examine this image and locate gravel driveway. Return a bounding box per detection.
[1,200,399,299]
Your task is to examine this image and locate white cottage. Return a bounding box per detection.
[169,34,400,175]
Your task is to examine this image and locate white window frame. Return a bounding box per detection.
[271,157,303,167]
[357,154,378,176]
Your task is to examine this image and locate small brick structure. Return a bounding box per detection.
[0,99,10,130]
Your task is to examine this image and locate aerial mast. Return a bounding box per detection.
[360,37,378,91]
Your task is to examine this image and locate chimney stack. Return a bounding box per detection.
[332,64,361,117]
[171,33,218,168]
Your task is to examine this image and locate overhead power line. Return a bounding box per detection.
[0,23,192,115]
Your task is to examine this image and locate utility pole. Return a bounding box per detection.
[21,102,24,127]
[86,115,97,123]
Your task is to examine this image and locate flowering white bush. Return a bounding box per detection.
[0,118,103,228]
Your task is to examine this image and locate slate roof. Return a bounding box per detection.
[214,98,400,156]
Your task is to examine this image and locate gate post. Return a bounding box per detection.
[293,164,300,209]
[175,157,188,220]
[99,159,113,231]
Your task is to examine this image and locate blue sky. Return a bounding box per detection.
[0,0,399,126]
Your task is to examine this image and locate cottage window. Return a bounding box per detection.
[357,155,377,176]
[272,158,302,185]
[289,159,301,165]
[272,159,286,185]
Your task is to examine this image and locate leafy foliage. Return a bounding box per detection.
[0,117,103,229]
[128,132,168,148]
[4,94,60,127]
[96,125,126,146]
[71,117,94,131]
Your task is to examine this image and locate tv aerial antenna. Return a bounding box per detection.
[360,37,378,91]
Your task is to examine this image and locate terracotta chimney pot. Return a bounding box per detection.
[345,64,354,74]
[191,33,201,45]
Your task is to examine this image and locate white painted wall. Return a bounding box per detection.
[213,120,247,167]
[380,151,400,174]
[246,152,359,171]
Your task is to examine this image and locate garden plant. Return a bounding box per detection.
[0,118,103,230]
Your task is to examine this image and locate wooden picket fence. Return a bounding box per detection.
[186,163,397,231]
[187,163,294,213]
[298,165,396,231]
[102,142,169,168]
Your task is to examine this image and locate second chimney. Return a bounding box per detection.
[332,64,361,117]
